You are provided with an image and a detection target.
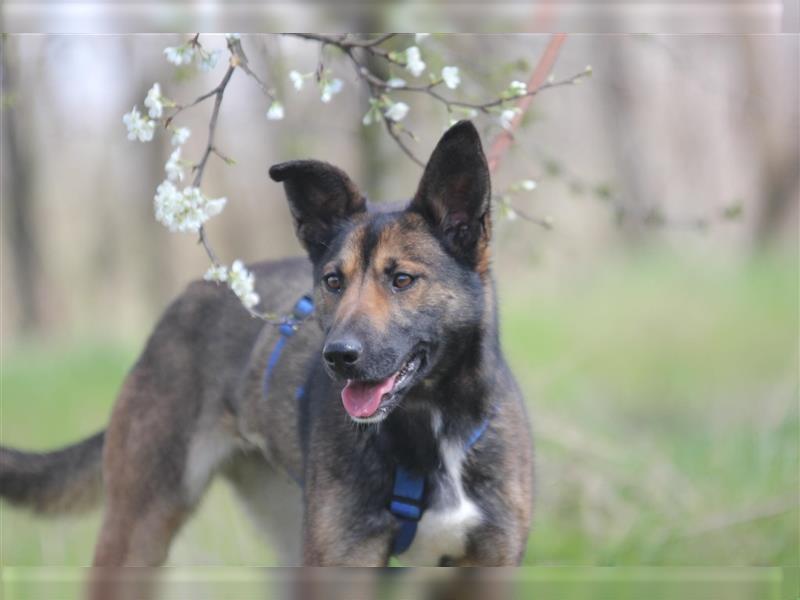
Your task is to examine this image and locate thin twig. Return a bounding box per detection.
[511,205,554,230]
[164,87,220,129]
[192,64,235,189]
[197,225,219,265]
[383,119,425,167]
[354,33,398,48]
[364,68,585,114]
[529,146,742,231]
[189,63,236,293]
[228,37,276,102]
[338,45,426,165]
[289,33,404,65]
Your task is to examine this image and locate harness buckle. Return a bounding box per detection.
[278,321,297,337]
[292,295,315,320]
[389,495,424,522]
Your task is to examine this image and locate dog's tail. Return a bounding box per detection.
[0,431,105,515]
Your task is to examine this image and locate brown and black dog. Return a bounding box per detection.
[0,121,533,568]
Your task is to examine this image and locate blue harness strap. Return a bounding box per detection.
[262,295,314,400]
[389,466,426,555]
[389,412,493,556]
[262,295,314,487]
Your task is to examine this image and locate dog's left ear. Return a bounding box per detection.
[409,120,491,266]
[269,160,367,261]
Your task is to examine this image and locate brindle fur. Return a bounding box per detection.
[0,121,533,571]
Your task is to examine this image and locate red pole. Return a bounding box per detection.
[487,33,568,174]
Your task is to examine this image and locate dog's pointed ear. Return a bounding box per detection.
[269,160,367,260]
[409,120,492,266]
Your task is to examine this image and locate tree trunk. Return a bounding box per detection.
[739,37,800,252]
[1,36,43,334]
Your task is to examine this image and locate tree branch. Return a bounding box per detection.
[286,32,588,173]
[227,36,276,102]
[287,33,585,231]
[192,63,235,189]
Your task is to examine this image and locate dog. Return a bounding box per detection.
[1,120,533,568]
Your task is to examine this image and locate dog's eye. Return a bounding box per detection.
[323,274,342,292]
[392,273,415,290]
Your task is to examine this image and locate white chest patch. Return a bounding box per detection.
[397,437,482,566]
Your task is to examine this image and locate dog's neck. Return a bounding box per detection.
[377,312,500,473]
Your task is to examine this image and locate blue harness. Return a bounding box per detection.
[262,294,315,401]
[389,416,491,556]
[262,294,492,558]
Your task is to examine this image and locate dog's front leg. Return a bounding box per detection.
[302,479,394,566]
[454,520,530,566]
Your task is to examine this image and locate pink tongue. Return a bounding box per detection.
[341,374,397,418]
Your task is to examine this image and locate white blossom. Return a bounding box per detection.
[386,77,407,88]
[441,66,460,90]
[171,126,191,146]
[266,101,285,120]
[144,83,164,119]
[385,101,409,122]
[122,106,155,142]
[320,78,343,103]
[197,190,227,219]
[164,45,195,66]
[289,70,305,91]
[228,260,260,309]
[154,181,227,233]
[404,46,426,77]
[521,179,537,191]
[154,181,183,229]
[362,107,378,126]
[509,80,527,96]
[165,147,184,182]
[453,107,478,120]
[204,264,229,283]
[499,108,520,131]
[415,33,430,43]
[225,33,241,42]
[199,49,222,72]
[243,293,259,309]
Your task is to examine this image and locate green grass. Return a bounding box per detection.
[502,255,798,566]
[1,254,797,571]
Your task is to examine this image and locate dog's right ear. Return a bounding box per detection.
[269,160,367,261]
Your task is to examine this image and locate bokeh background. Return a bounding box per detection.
[1,32,797,575]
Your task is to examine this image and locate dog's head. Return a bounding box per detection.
[269,121,492,423]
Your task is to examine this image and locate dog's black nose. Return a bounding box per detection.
[323,338,363,370]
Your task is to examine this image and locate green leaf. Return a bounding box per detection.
[722,201,744,220]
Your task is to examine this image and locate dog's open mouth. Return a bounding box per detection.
[341,352,424,422]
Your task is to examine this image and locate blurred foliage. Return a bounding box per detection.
[501,253,797,566]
